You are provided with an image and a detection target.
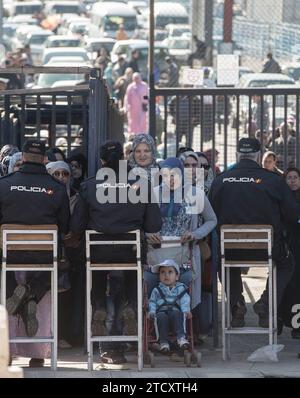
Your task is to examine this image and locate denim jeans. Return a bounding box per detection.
[156,309,185,344]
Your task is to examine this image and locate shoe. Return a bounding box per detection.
[231,302,247,328]
[122,306,137,335]
[58,339,72,349]
[92,308,107,336]
[253,301,269,328]
[177,337,189,350]
[291,329,300,339]
[6,284,30,315]
[100,351,127,364]
[159,342,170,353]
[29,358,44,368]
[21,300,39,337]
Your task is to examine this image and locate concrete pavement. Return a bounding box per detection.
[10,268,300,378]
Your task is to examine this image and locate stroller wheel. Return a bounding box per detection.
[184,350,192,367]
[192,350,202,367]
[144,351,155,367]
[149,351,155,368]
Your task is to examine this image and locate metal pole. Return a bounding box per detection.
[148,0,156,140]
[204,0,213,65]
[0,0,3,43]
[223,0,233,43]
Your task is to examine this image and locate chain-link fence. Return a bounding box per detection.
[150,0,300,172]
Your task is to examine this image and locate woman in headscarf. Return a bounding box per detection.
[8,152,23,174]
[196,152,215,195]
[147,157,217,316]
[46,161,77,213]
[128,133,158,181]
[46,160,77,349]
[67,152,87,192]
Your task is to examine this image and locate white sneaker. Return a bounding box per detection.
[177,337,189,349]
[159,342,170,353]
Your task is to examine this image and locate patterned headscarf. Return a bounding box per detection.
[128,133,157,179]
[8,152,22,174]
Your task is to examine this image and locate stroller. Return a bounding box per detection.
[143,237,202,368]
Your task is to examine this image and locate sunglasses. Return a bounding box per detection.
[184,163,198,168]
[54,171,69,178]
[199,164,210,170]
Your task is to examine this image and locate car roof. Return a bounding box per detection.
[91,2,137,16]
[86,38,116,44]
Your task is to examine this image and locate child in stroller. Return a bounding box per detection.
[148,259,192,354]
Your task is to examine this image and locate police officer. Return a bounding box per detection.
[210,138,300,328]
[3,139,70,341]
[70,140,162,365]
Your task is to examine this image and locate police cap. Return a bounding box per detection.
[22,139,46,156]
[237,138,261,154]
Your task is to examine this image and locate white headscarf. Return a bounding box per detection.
[46,161,71,195]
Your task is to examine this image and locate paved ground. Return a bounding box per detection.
[9,267,300,378]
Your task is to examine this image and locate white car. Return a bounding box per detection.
[165,23,191,38]
[31,61,89,88]
[162,37,191,63]
[41,47,89,64]
[237,73,295,88]
[84,38,116,60]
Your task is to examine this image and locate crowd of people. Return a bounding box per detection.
[2,129,300,368]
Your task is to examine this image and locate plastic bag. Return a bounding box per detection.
[247,344,284,362]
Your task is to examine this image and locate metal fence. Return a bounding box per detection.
[0,67,124,176]
[152,86,300,171]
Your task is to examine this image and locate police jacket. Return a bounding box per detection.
[0,162,70,234]
[70,171,162,235]
[209,159,300,242]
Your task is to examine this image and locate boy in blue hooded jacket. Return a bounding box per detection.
[148,259,192,353]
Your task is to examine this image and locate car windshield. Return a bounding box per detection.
[52,5,79,13]
[37,73,85,87]
[104,16,137,31]
[173,28,190,36]
[156,16,188,28]
[286,68,300,81]
[3,26,17,38]
[90,42,114,52]
[15,5,42,14]
[169,39,190,49]
[48,39,80,47]
[29,35,51,45]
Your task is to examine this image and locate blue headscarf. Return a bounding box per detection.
[160,157,184,218]
[160,157,183,173]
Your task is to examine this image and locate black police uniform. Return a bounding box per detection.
[210,158,300,309]
[1,162,70,302]
[70,172,162,300]
[70,169,162,358]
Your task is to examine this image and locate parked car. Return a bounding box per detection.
[237,73,295,88]
[84,37,116,60]
[41,47,89,64]
[162,36,191,64]
[30,61,89,89]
